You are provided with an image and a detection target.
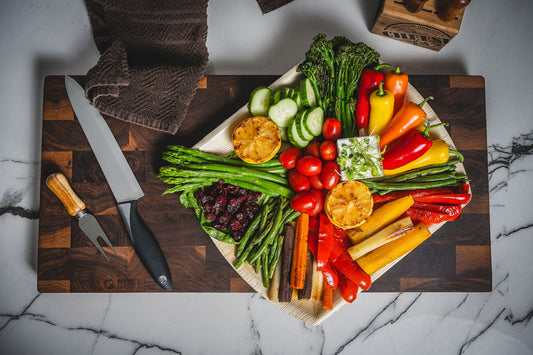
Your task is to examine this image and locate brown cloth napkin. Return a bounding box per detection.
[84,0,294,134]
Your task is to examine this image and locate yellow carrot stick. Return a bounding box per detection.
[347,195,414,245]
[355,223,432,275]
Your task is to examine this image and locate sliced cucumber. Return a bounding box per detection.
[294,91,304,111]
[279,126,288,142]
[299,78,317,108]
[268,98,298,128]
[269,89,282,105]
[288,118,310,148]
[248,86,271,116]
[295,111,314,141]
[302,106,324,137]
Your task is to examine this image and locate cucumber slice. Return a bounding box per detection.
[288,118,310,148]
[281,88,295,99]
[294,91,304,111]
[299,78,317,107]
[268,98,298,128]
[295,111,314,141]
[248,86,271,116]
[302,106,324,137]
[279,126,288,142]
[269,89,282,105]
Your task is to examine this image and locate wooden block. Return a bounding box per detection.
[372,0,466,51]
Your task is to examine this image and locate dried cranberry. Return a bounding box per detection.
[205,213,217,222]
[218,212,231,225]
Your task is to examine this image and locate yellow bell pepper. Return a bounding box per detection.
[368,81,394,136]
[383,139,451,176]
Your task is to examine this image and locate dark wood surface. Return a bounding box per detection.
[37,74,490,293]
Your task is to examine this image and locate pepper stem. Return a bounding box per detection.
[448,149,464,163]
[417,96,434,108]
[423,121,448,136]
[376,81,387,97]
[393,66,402,75]
[373,63,391,71]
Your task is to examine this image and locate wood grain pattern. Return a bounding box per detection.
[38,74,490,293]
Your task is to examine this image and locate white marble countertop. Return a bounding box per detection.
[1,0,532,354]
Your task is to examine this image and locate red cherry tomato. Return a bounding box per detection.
[290,192,317,214]
[309,174,324,190]
[322,118,342,141]
[279,147,303,169]
[304,141,321,158]
[319,140,337,161]
[288,169,310,192]
[307,189,324,216]
[296,156,322,176]
[321,161,340,189]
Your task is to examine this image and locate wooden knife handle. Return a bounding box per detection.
[46,173,85,216]
[438,0,470,22]
[404,0,429,13]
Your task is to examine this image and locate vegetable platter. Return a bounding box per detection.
[165,40,470,325]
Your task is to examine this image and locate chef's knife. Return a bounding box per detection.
[64,76,172,291]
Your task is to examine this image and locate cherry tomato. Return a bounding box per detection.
[307,189,324,216]
[288,169,310,192]
[290,192,317,214]
[304,141,321,158]
[322,118,342,141]
[279,147,303,169]
[296,156,322,176]
[309,174,324,190]
[321,161,340,189]
[319,140,337,161]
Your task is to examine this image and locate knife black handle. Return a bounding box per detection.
[118,201,173,291]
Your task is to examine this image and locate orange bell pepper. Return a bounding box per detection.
[379,96,433,150]
[384,66,409,115]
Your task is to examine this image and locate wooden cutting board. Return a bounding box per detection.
[37,75,490,293]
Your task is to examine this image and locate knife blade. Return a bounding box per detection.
[64,76,172,291]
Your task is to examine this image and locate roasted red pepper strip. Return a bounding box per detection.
[355,63,390,129]
[372,187,454,204]
[413,193,472,205]
[381,122,448,170]
[338,274,359,303]
[411,202,462,217]
[329,240,371,290]
[317,213,333,270]
[332,225,352,249]
[307,231,339,289]
[405,208,450,225]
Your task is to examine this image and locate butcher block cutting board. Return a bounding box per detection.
[38,75,490,293]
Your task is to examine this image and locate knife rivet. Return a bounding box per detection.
[159,275,168,285]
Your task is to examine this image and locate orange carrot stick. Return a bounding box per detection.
[290,213,310,289]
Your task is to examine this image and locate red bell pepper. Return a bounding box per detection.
[372,187,454,204]
[307,231,339,289]
[355,63,390,129]
[411,202,462,217]
[381,122,448,170]
[413,193,472,205]
[405,207,462,225]
[329,240,371,290]
[332,225,352,249]
[338,274,359,303]
[317,213,333,270]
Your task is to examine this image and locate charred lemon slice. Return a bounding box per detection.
[232,116,281,164]
[325,180,373,229]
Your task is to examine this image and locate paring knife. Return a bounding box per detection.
[47,172,117,261]
[64,76,172,291]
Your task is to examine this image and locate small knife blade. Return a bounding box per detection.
[64,76,172,291]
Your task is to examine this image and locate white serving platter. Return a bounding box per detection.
[193,64,469,325]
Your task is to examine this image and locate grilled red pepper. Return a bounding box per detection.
[372,187,454,204]
[413,193,472,205]
[317,212,333,270]
[411,202,462,217]
[307,230,339,289]
[381,122,448,170]
[405,208,461,225]
[338,274,359,303]
[329,240,371,290]
[355,63,390,129]
[332,225,352,249]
